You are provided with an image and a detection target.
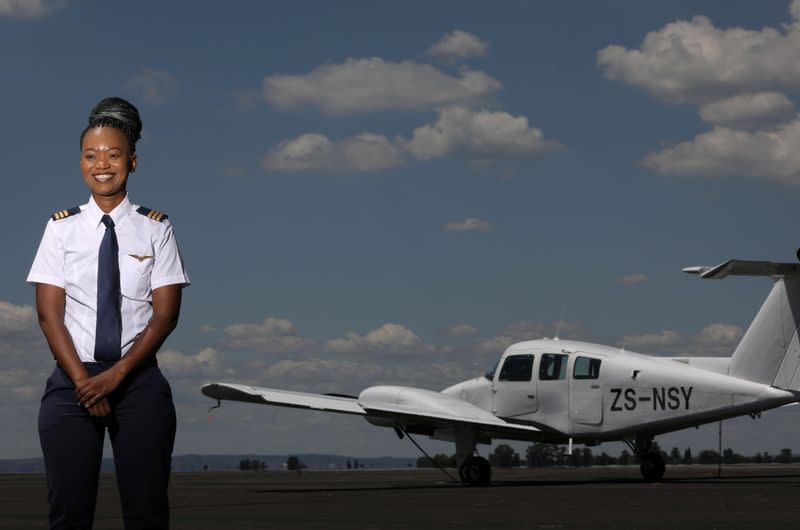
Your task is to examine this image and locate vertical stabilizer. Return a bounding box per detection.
[729,278,800,385]
[683,260,800,387]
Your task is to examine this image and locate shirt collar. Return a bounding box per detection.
[86,194,134,229]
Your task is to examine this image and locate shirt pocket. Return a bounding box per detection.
[119,246,155,300]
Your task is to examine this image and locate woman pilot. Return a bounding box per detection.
[27,96,190,529]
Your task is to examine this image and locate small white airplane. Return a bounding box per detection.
[202,256,800,485]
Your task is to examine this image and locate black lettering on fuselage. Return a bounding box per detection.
[609,385,693,412]
[624,389,636,411]
[653,387,665,410]
[667,387,680,410]
[681,386,693,410]
[610,388,623,411]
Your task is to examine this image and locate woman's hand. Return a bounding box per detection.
[86,397,113,418]
[75,368,125,408]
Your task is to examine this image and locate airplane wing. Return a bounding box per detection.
[683,259,800,279]
[202,382,541,442]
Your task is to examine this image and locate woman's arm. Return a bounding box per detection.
[36,283,111,417]
[75,284,182,408]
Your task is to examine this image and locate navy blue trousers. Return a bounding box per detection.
[38,360,176,530]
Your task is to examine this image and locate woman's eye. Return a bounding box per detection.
[110,153,119,160]
[85,154,95,161]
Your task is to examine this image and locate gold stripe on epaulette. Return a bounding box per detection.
[155,212,164,221]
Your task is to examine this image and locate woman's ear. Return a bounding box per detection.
[129,153,138,173]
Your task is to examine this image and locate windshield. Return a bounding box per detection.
[484,355,501,381]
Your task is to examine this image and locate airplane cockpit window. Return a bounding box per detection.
[498,354,534,382]
[484,356,501,381]
[539,353,568,380]
[573,356,601,379]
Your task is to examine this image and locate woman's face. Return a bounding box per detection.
[80,126,137,204]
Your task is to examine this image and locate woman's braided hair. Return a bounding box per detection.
[80,97,142,153]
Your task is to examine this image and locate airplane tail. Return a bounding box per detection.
[683,259,800,389]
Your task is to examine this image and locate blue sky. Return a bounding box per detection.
[2,0,800,459]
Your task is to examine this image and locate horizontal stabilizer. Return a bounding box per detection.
[683,260,800,280]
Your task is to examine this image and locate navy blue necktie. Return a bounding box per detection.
[95,215,122,361]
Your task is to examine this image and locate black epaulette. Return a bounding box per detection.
[51,207,82,221]
[136,206,168,222]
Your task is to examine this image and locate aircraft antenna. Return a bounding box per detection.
[554,305,567,340]
[396,423,459,483]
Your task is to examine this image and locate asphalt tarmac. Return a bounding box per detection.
[3,465,799,529]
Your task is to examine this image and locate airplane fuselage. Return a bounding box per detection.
[441,339,796,444]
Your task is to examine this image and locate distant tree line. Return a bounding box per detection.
[346,459,366,469]
[238,459,267,471]
[286,456,306,471]
[415,443,798,468]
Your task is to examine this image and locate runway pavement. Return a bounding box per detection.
[2,465,799,529]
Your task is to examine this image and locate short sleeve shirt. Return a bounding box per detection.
[27,195,190,362]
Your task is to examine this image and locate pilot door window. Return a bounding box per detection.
[498,354,534,382]
[573,356,601,379]
[539,353,568,380]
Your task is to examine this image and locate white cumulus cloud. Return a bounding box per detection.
[263,58,501,114]
[643,119,800,185]
[224,317,316,354]
[0,301,37,336]
[473,320,594,355]
[264,107,561,172]
[441,324,479,337]
[265,359,387,385]
[443,217,490,232]
[427,30,489,60]
[125,67,178,106]
[159,347,222,377]
[599,5,800,185]
[405,106,562,161]
[597,14,800,104]
[619,323,743,356]
[618,273,648,285]
[325,323,433,355]
[0,0,64,17]
[698,92,795,130]
[263,132,404,173]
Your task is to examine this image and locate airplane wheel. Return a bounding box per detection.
[639,452,665,482]
[460,456,491,486]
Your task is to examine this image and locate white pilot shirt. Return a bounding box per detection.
[27,194,190,363]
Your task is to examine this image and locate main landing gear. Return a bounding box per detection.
[628,435,665,482]
[459,455,491,486]
[455,425,492,486]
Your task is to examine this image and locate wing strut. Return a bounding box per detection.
[395,423,459,484]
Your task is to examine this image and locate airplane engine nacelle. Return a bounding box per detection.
[359,385,476,429]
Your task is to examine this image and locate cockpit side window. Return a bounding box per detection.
[498,354,534,382]
[573,356,601,380]
[484,356,501,381]
[539,353,568,380]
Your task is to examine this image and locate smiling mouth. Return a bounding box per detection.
[93,173,115,182]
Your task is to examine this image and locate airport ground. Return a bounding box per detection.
[2,464,800,529]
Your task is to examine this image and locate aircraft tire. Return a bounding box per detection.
[460,456,491,486]
[639,452,666,482]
